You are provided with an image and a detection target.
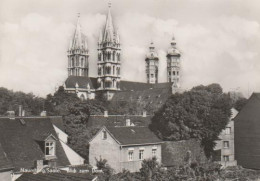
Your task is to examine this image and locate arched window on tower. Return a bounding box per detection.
[81,58,84,67]
[100,80,103,89]
[117,54,120,61]
[72,58,74,67]
[113,51,115,61]
[113,79,116,88]
[113,66,115,75]
[108,52,111,61]
[117,67,120,75]
[98,67,101,76]
[98,53,101,61]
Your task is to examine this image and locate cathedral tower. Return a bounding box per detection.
[97,3,121,100]
[145,42,159,84]
[166,36,181,89]
[67,14,89,77]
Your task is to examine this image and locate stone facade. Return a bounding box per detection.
[214,108,238,167]
[145,42,159,84]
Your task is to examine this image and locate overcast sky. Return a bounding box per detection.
[0,0,259,97]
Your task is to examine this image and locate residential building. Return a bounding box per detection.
[63,3,182,100]
[234,93,260,169]
[89,126,163,172]
[0,116,84,180]
[16,173,98,181]
[0,143,14,181]
[214,108,238,167]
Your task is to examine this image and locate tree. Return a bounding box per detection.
[150,84,232,157]
[234,97,247,112]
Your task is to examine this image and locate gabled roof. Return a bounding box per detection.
[16,173,97,181]
[105,126,162,146]
[65,76,98,89]
[0,143,13,171]
[0,117,70,170]
[234,93,260,122]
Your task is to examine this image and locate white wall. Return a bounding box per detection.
[59,140,85,166]
[53,125,68,144]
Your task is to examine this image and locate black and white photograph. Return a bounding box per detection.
[0,0,260,180]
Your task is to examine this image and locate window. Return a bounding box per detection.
[225,127,231,135]
[102,131,107,140]
[223,155,229,162]
[45,141,55,156]
[173,71,175,75]
[152,149,157,157]
[128,150,134,161]
[223,141,229,148]
[168,71,171,75]
[139,150,144,160]
[151,74,154,78]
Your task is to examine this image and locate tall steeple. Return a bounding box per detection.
[67,14,89,77]
[145,41,159,84]
[166,36,181,91]
[97,2,121,100]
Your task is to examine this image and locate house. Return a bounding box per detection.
[0,143,14,181]
[0,116,84,180]
[89,126,163,173]
[234,93,260,169]
[214,108,238,167]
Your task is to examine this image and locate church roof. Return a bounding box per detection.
[69,15,88,51]
[65,76,98,89]
[100,3,118,44]
[0,117,70,170]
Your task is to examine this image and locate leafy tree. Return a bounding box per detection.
[150,84,232,157]
[234,97,247,112]
[0,87,44,116]
[95,157,114,181]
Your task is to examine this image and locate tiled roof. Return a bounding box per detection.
[16,173,97,181]
[119,81,153,91]
[64,76,97,89]
[87,115,152,127]
[0,143,13,171]
[0,117,70,170]
[106,126,162,145]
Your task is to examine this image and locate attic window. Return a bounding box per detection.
[45,141,55,156]
[102,131,107,140]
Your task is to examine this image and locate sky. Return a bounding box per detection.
[0,0,260,98]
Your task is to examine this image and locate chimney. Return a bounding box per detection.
[104,111,108,117]
[126,119,131,126]
[40,111,47,117]
[18,105,22,117]
[142,111,147,117]
[35,160,44,173]
[22,110,25,117]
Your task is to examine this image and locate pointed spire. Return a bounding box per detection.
[103,2,115,43]
[69,13,88,51]
[149,40,155,52]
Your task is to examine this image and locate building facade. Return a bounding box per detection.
[89,126,162,173]
[67,14,89,77]
[64,4,182,100]
[166,36,181,92]
[214,108,238,167]
[234,93,260,169]
[145,42,159,84]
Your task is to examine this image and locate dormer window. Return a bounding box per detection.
[102,131,107,140]
[45,141,55,156]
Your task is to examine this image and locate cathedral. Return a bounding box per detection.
[63,4,182,100]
